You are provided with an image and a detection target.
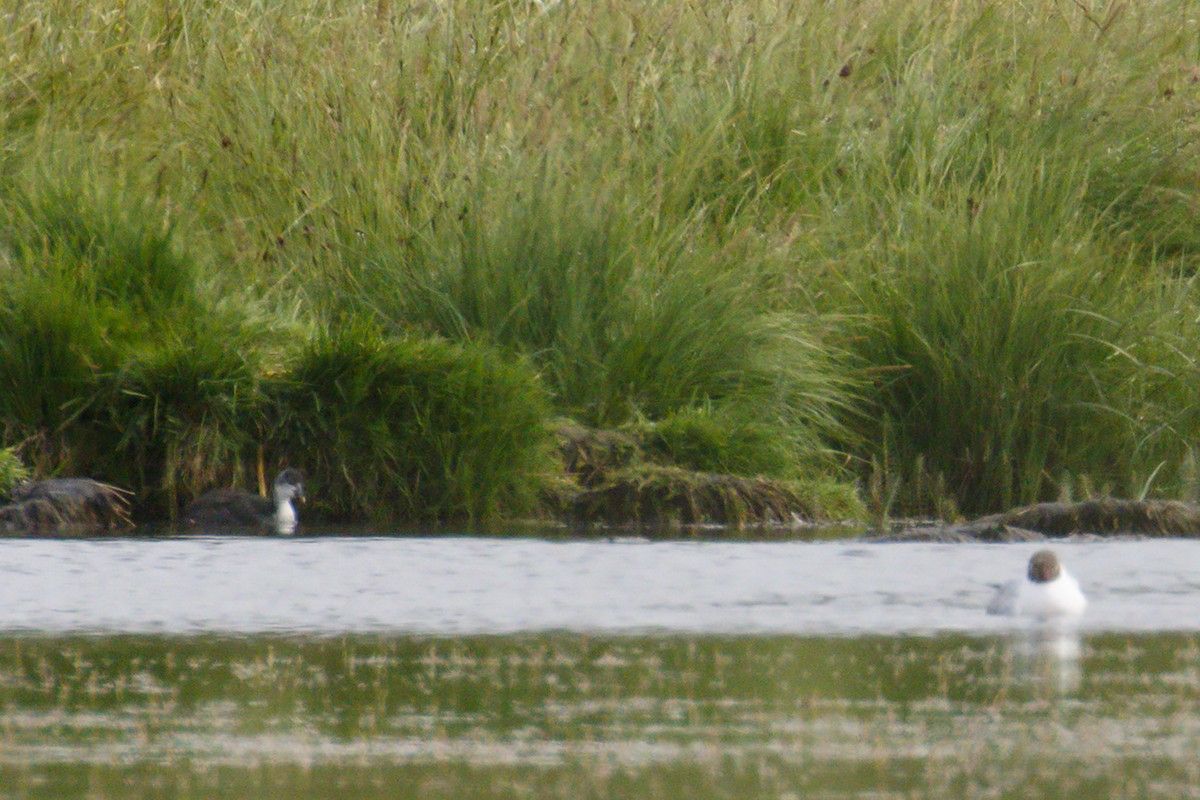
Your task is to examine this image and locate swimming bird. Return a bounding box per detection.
[987,549,1087,619]
[183,468,305,535]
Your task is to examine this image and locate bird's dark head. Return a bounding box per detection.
[273,468,305,503]
[1027,549,1061,583]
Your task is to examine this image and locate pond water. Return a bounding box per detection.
[2,535,1199,798]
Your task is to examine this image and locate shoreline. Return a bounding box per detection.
[5,488,1199,541]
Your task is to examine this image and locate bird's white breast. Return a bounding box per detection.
[1022,572,1087,617]
[275,500,298,535]
[991,571,1087,619]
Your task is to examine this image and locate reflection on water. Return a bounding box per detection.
[2,535,1200,798]
[2,632,1200,799]
[1006,625,1084,694]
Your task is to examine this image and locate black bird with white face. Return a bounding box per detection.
[183,469,306,535]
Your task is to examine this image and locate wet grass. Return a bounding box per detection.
[2,632,1200,798]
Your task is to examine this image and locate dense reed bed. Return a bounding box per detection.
[0,0,1198,522]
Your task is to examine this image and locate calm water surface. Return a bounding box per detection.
[2,534,1199,799]
[0,536,1195,635]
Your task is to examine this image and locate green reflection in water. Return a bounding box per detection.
[2,632,1199,798]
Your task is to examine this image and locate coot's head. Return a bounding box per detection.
[273,468,305,504]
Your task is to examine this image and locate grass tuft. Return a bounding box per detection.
[265,321,556,523]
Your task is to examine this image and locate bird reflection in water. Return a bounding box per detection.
[1008,623,1083,695]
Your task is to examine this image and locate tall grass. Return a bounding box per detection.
[841,175,1159,511]
[0,175,201,472]
[1,0,1199,517]
[102,315,271,516]
[328,166,853,476]
[0,171,278,510]
[797,1,1200,512]
[265,322,555,523]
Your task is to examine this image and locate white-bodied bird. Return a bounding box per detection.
[987,549,1087,619]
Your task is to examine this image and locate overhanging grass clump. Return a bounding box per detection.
[0,177,214,474]
[0,176,277,515]
[643,409,786,478]
[553,421,866,525]
[101,317,271,517]
[265,323,556,523]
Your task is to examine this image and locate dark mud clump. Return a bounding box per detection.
[0,478,134,536]
[554,424,817,528]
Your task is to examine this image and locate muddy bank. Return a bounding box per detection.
[554,427,1200,537]
[552,424,829,527]
[9,422,1200,538]
[877,498,1200,542]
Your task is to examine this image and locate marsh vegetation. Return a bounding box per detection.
[1,0,1199,524]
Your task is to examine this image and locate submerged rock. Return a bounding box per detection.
[0,478,133,536]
